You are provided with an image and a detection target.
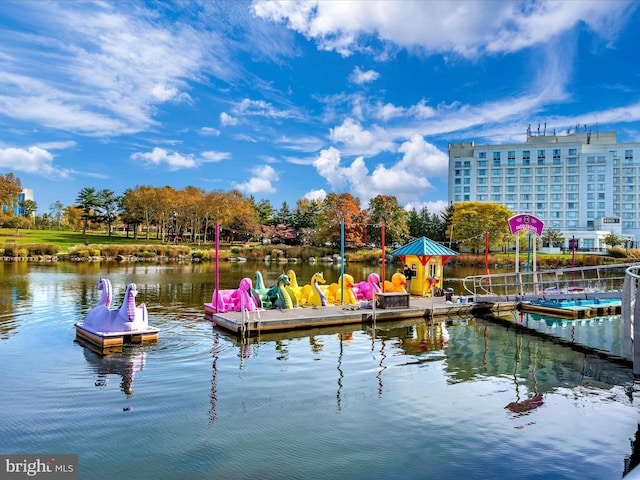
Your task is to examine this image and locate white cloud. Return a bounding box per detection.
[199,127,221,136]
[329,118,394,156]
[201,151,231,163]
[304,189,327,201]
[220,112,238,126]
[0,146,70,177]
[252,0,636,57]
[233,165,279,194]
[349,66,380,85]
[404,200,449,215]
[131,147,197,170]
[312,138,446,205]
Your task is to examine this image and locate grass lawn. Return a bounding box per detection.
[0,228,164,252]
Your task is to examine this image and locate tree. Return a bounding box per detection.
[75,187,99,236]
[449,202,513,253]
[254,198,275,226]
[0,173,22,221]
[49,201,65,230]
[367,195,408,246]
[96,189,121,240]
[541,228,564,248]
[21,199,37,218]
[602,231,623,248]
[317,193,368,247]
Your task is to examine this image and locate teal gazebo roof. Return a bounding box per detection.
[391,237,457,257]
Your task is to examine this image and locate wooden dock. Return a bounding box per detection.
[204,295,516,335]
[519,300,622,319]
[75,323,159,349]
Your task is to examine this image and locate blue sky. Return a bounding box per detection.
[1,1,640,216]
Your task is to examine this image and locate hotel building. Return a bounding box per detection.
[448,130,640,250]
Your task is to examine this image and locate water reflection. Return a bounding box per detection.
[81,343,146,397]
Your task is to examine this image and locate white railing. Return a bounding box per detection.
[462,263,638,299]
[623,265,640,374]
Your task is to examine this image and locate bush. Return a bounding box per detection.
[192,250,210,261]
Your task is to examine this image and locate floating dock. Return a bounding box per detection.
[204,295,515,335]
[75,323,159,349]
[519,299,622,319]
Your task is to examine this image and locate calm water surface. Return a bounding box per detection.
[1,261,639,479]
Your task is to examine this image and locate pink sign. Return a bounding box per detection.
[508,214,544,236]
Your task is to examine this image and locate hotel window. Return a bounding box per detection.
[625,203,634,210]
[568,157,577,165]
[478,152,487,159]
[569,148,577,155]
[624,222,635,228]
[567,184,577,191]
[464,161,471,167]
[506,194,516,201]
[551,211,561,218]
[455,195,462,201]
[567,212,577,219]
[454,178,461,184]
[597,184,605,191]
[598,211,605,217]
[551,221,562,228]
[598,193,605,200]
[478,195,487,201]
[587,156,595,163]
[597,165,606,173]
[567,176,577,182]
[587,165,596,173]
[521,168,531,174]
[463,178,470,184]
[536,194,546,200]
[551,194,562,201]
[477,186,487,193]
[463,169,470,176]
[587,175,595,182]
[454,161,461,167]
[507,186,516,192]
[624,195,635,201]
[551,202,562,209]
[624,168,635,175]
[478,160,486,167]
[464,186,470,192]
[507,177,516,184]
[522,150,530,165]
[507,168,516,175]
[551,176,562,183]
[567,220,577,228]
[521,185,531,192]
[536,185,546,192]
[567,202,577,209]
[537,167,546,174]
[536,176,546,183]
[625,150,633,160]
[455,169,461,176]
[492,168,501,175]
[537,150,545,163]
[463,195,470,201]
[492,195,501,201]
[508,151,515,161]
[587,202,595,209]
[624,185,635,192]
[552,167,562,174]
[478,169,486,175]
[492,186,501,192]
[521,194,531,200]
[567,166,577,174]
[552,185,562,192]
[567,194,577,201]
[536,203,545,209]
[492,178,501,184]
[597,175,605,182]
[597,202,605,209]
[478,178,486,184]
[522,176,531,183]
[587,184,595,191]
[454,186,461,193]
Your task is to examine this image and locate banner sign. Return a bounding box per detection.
[508,214,544,236]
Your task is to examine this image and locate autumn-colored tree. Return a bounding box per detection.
[63,206,83,232]
[317,193,368,247]
[0,173,22,222]
[225,189,260,241]
[367,195,408,246]
[449,202,513,253]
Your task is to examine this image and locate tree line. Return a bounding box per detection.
[6,171,609,252]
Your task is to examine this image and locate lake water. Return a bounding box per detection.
[1,261,640,479]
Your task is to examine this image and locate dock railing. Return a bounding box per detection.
[462,262,639,300]
[622,264,640,374]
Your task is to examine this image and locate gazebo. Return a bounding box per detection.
[391,237,457,296]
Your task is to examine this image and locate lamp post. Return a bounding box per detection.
[571,235,576,284]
